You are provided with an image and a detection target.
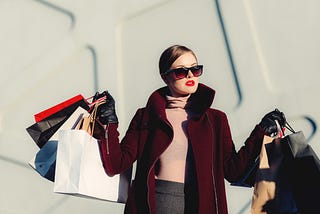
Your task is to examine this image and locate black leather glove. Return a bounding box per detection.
[93,90,118,124]
[259,109,286,136]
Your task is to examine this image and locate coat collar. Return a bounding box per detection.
[146,83,216,119]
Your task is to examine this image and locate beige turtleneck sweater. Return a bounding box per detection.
[155,95,191,183]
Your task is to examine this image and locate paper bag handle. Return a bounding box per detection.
[76,99,106,136]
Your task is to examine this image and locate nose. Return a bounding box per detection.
[186,70,194,78]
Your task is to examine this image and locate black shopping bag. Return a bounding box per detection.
[280,130,320,213]
[26,99,89,148]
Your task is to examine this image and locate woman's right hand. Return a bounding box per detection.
[93,90,118,124]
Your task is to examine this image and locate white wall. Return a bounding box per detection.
[1,0,319,213]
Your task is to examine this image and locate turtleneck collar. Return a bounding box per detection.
[166,94,191,109]
[146,83,216,119]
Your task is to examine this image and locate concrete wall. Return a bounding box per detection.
[1,0,319,213]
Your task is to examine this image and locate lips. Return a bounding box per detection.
[185,80,195,86]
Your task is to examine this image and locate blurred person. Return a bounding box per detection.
[95,45,286,214]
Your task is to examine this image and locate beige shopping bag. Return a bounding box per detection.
[251,135,277,213]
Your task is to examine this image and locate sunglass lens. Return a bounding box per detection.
[190,66,203,77]
[174,68,188,79]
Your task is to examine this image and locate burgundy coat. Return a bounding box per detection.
[99,83,265,214]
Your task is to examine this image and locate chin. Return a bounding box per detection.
[187,85,198,94]
[178,87,197,96]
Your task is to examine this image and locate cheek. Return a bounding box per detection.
[172,80,185,89]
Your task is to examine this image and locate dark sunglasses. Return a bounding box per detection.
[162,65,203,80]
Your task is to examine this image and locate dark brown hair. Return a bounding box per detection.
[158,45,197,75]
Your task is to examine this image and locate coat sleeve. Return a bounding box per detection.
[98,108,144,176]
[215,110,265,182]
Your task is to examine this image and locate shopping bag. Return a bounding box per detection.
[54,129,131,202]
[29,140,57,181]
[28,106,88,181]
[251,136,279,213]
[251,135,298,213]
[26,98,89,148]
[34,94,85,122]
[280,130,320,213]
[251,121,320,214]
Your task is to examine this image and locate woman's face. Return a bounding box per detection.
[164,52,200,97]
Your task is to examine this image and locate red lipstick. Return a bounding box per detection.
[186,80,195,86]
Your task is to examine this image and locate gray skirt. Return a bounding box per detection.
[155,179,198,214]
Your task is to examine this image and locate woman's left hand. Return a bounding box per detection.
[259,109,286,136]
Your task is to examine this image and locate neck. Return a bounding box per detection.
[166,94,190,109]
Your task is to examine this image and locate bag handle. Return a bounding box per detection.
[85,95,107,109]
[285,121,296,134]
[77,99,106,136]
[274,108,296,134]
[89,99,106,135]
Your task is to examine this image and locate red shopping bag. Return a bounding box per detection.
[34,94,85,122]
[27,96,90,148]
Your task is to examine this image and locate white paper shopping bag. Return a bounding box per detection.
[54,129,129,202]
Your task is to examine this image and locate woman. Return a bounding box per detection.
[95,45,286,214]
